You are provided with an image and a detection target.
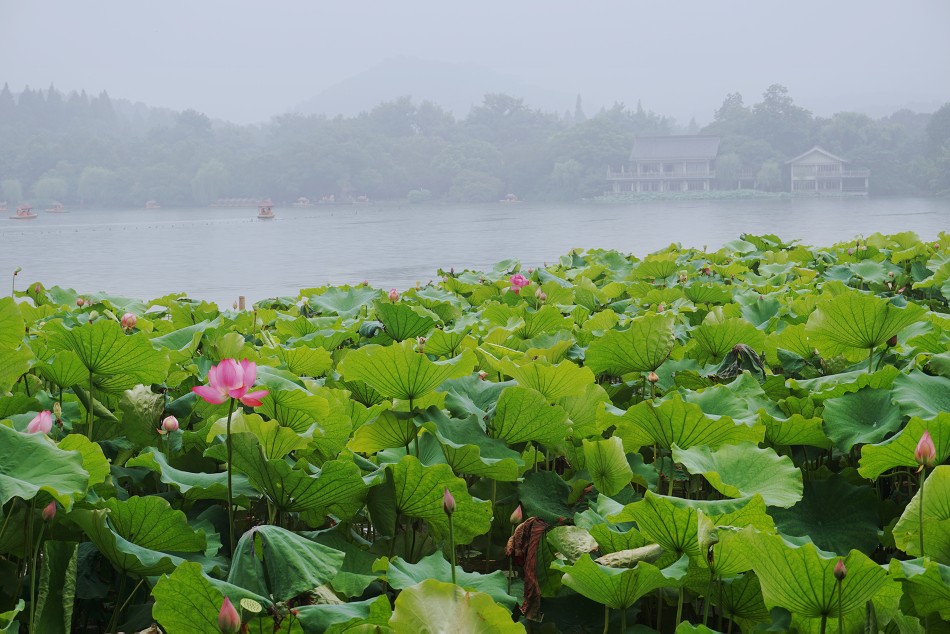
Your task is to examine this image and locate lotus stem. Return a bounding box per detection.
[820,614,827,634]
[603,604,609,634]
[508,525,515,594]
[867,346,874,374]
[703,574,714,626]
[88,367,94,440]
[919,467,926,558]
[107,573,128,634]
[621,608,626,632]
[226,397,237,557]
[29,510,45,631]
[656,589,663,632]
[485,480,496,573]
[675,587,685,630]
[837,578,843,634]
[0,499,14,548]
[448,513,457,586]
[668,464,675,497]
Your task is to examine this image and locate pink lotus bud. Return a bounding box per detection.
[121,312,137,330]
[648,371,659,384]
[162,415,179,433]
[217,597,241,634]
[657,303,665,313]
[388,288,399,303]
[76,297,85,307]
[847,248,854,256]
[27,410,53,434]
[442,487,455,516]
[535,288,547,302]
[33,283,41,293]
[362,280,369,286]
[833,559,847,581]
[915,431,937,469]
[887,335,897,347]
[42,501,57,522]
[510,504,523,525]
[478,371,488,381]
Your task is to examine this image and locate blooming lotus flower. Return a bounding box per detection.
[161,415,179,433]
[915,430,936,470]
[27,410,52,434]
[510,274,530,291]
[510,504,523,525]
[388,288,399,303]
[192,359,269,407]
[443,487,456,516]
[834,559,847,581]
[42,501,57,522]
[121,312,137,330]
[217,597,241,634]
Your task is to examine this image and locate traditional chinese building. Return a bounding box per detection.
[785,146,869,195]
[607,135,720,193]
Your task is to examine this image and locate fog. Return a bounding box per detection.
[1,0,948,124]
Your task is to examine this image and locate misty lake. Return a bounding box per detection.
[2,197,947,306]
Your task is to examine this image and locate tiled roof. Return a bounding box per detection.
[629,135,720,160]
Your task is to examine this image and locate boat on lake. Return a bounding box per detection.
[258,199,275,220]
[10,205,37,220]
[145,200,161,209]
[292,197,313,207]
[500,193,521,203]
[45,201,67,213]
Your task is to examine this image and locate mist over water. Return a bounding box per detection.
[3,198,946,306]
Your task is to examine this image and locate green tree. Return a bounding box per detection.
[1,179,22,204]
[191,159,231,204]
[78,166,117,205]
[715,153,742,189]
[30,175,68,203]
[756,160,783,192]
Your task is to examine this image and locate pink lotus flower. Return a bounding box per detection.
[510,274,529,289]
[27,410,52,434]
[388,288,399,303]
[915,430,936,469]
[217,597,241,634]
[121,312,137,330]
[510,504,523,525]
[443,487,456,516]
[161,415,179,433]
[192,359,269,407]
[42,501,57,522]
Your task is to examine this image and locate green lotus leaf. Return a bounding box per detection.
[490,386,570,446]
[891,371,950,419]
[616,393,764,452]
[71,496,207,576]
[0,345,32,393]
[34,350,88,389]
[888,557,950,621]
[672,442,803,508]
[33,540,78,634]
[684,284,733,305]
[771,475,880,555]
[0,298,24,349]
[584,313,676,376]
[553,553,689,610]
[764,323,814,367]
[739,529,888,619]
[424,327,472,357]
[257,387,331,434]
[547,525,600,563]
[683,372,775,424]
[57,434,109,488]
[150,319,215,354]
[519,470,575,523]
[388,455,492,545]
[228,525,345,602]
[821,387,902,453]
[716,573,771,628]
[504,358,595,402]
[375,301,437,342]
[295,595,392,633]
[152,561,272,634]
[608,491,702,558]
[785,365,899,401]
[858,413,950,480]
[389,579,525,634]
[267,344,333,377]
[309,286,378,317]
[634,254,680,280]
[690,317,765,365]
[47,318,169,384]
[583,437,633,496]
[694,495,776,577]
[0,425,88,509]
[804,289,926,360]
[206,434,368,519]
[387,551,517,609]
[441,375,514,419]
[418,408,523,481]
[560,383,611,439]
[338,340,475,401]
[348,410,418,454]
[893,465,950,563]
[206,411,309,459]
[118,384,165,448]
[307,528,381,599]
[126,448,258,502]
[760,410,832,449]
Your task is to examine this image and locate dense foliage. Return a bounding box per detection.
[1,82,948,206]
[1,231,948,632]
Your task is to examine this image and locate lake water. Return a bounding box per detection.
[2,197,947,306]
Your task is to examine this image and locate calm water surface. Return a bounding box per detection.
[2,198,947,306]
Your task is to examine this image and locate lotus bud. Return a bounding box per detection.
[232,301,238,310]
[647,371,659,384]
[121,312,137,330]
[934,243,940,250]
[833,559,847,581]
[442,487,455,516]
[88,310,99,321]
[847,248,854,256]
[362,279,369,286]
[887,335,897,347]
[52,401,62,421]
[76,297,85,307]
[510,504,523,525]
[389,288,399,303]
[678,270,688,284]
[217,597,241,634]
[416,336,426,354]
[887,271,895,278]
[915,431,937,470]
[450,267,455,276]
[13,267,21,276]
[33,283,41,293]
[477,371,488,381]
[27,410,53,435]
[415,281,421,290]
[42,501,57,522]
[162,415,180,433]
[657,303,665,313]
[535,288,547,302]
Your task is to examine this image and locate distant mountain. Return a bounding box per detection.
[293,57,576,118]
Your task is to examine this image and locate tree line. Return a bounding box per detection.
[1,82,948,207]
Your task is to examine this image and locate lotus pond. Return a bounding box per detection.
[1,232,949,633]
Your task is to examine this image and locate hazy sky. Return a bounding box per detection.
[2,0,948,125]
